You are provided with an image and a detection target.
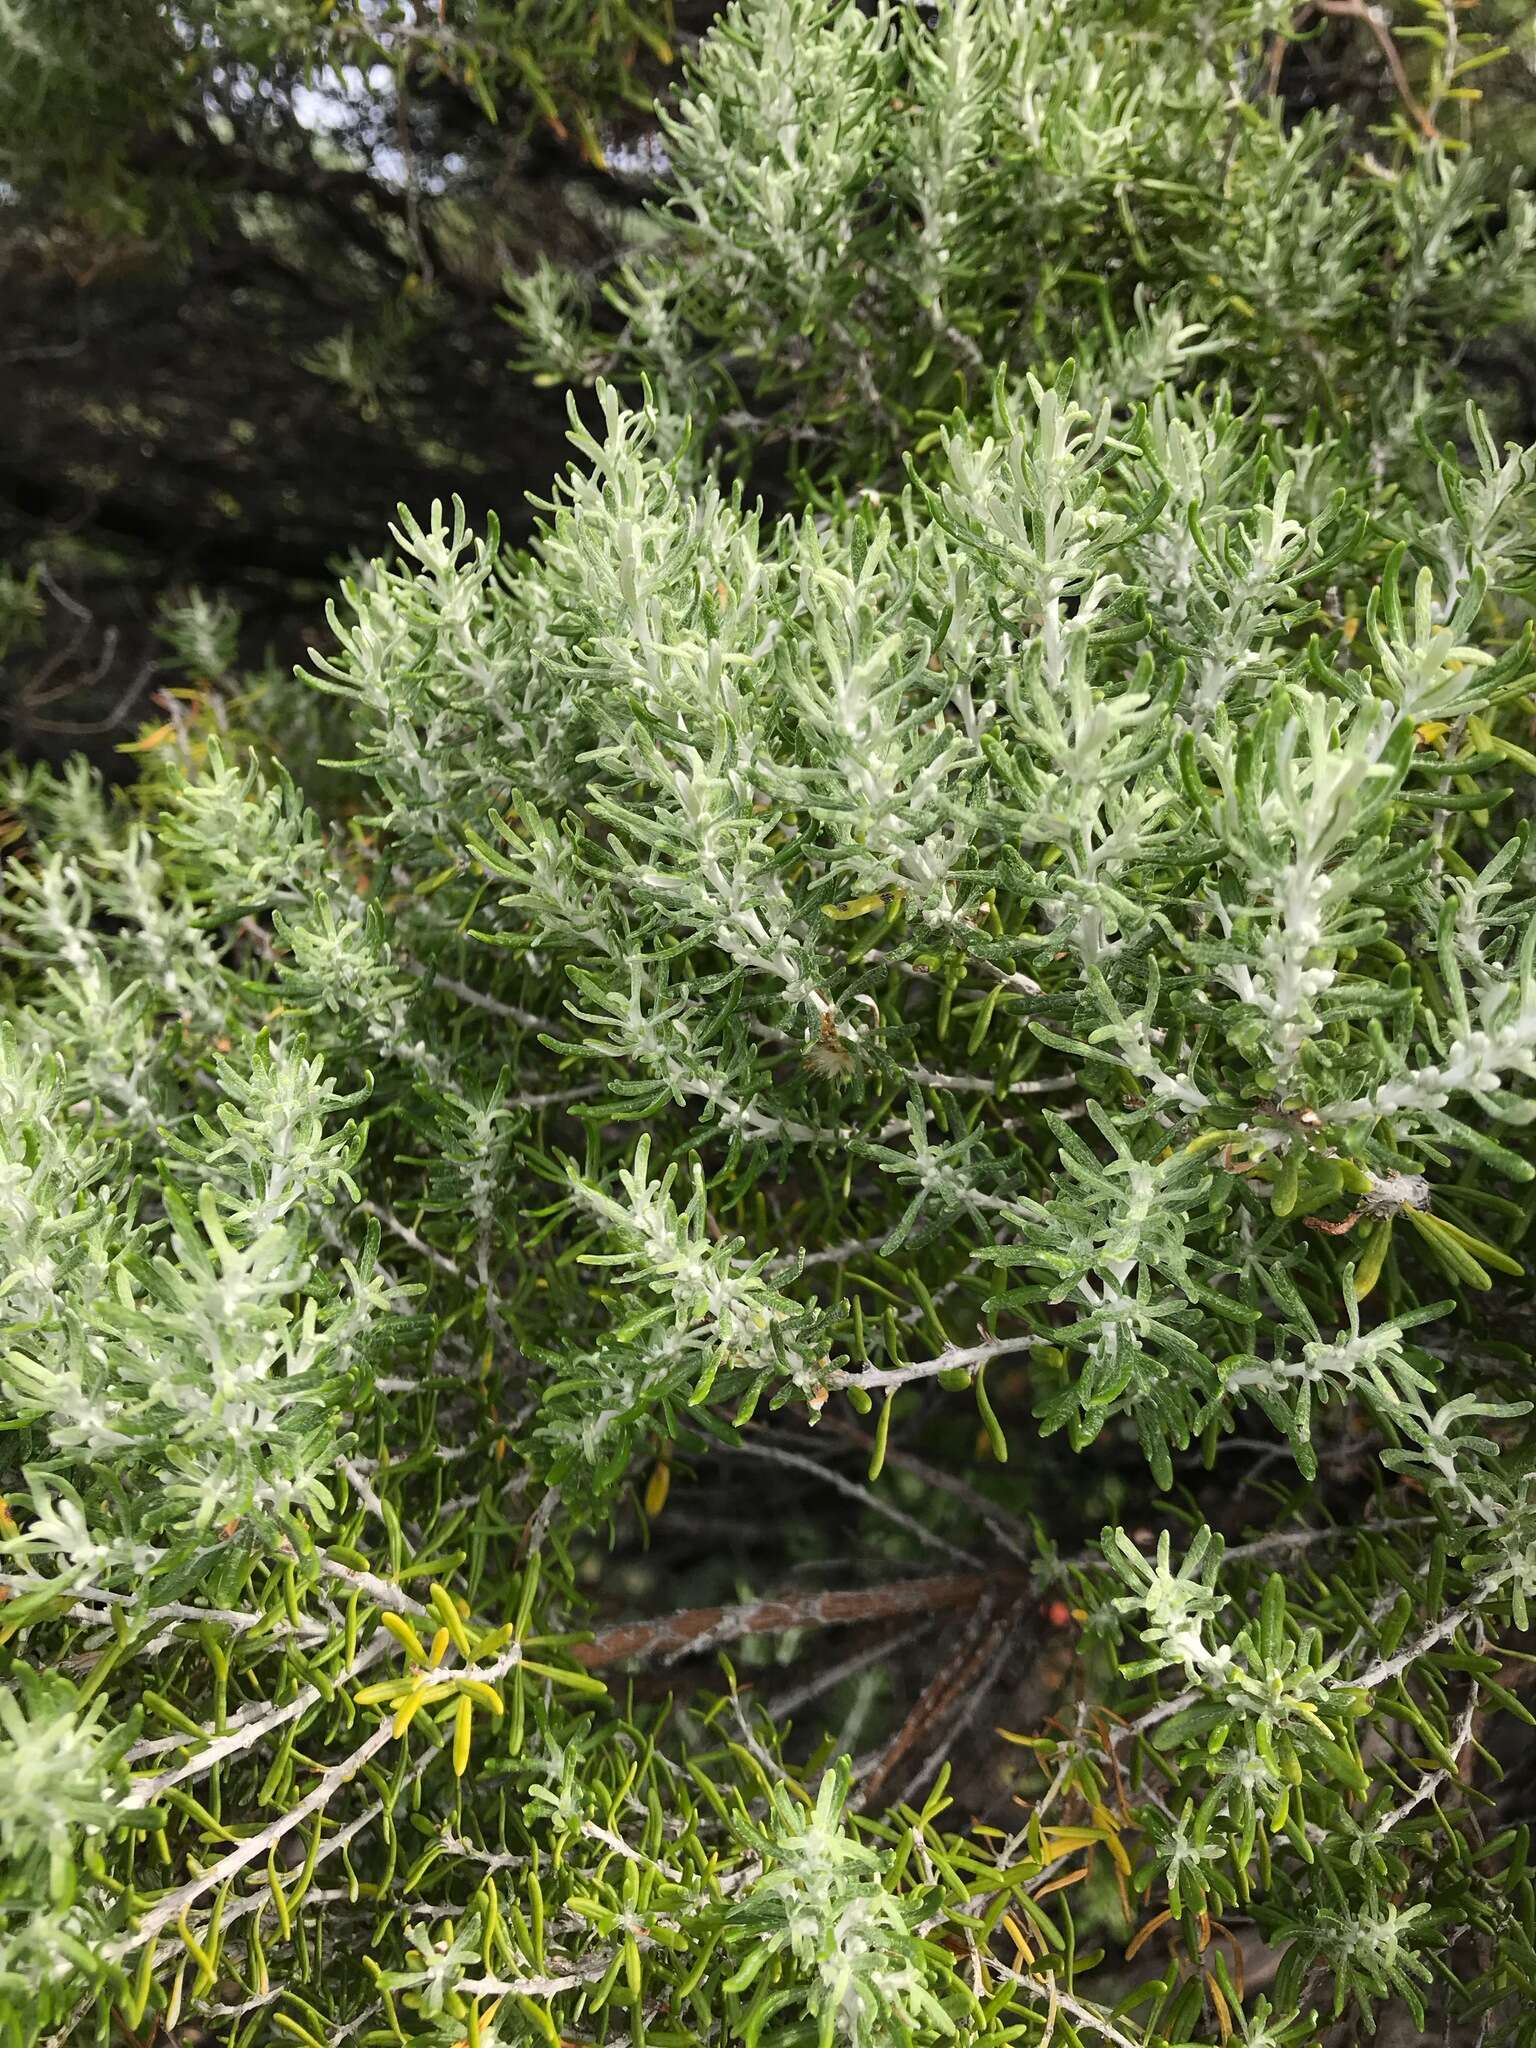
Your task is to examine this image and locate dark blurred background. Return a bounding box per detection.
[0,0,708,764]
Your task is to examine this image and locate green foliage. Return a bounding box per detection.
[511,0,1534,485]
[7,3,1536,2045]
[0,0,679,232]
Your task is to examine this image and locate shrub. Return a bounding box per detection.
[6,3,1536,2044]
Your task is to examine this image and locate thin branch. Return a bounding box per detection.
[126,1633,393,1791]
[990,1959,1151,2048]
[763,1617,939,1720]
[827,1332,1039,1394]
[893,1612,1021,1810]
[123,1638,530,1952]
[569,1569,1020,1669]
[856,1584,1029,1805]
[122,1719,397,1953]
[1316,0,1439,139]
[910,1067,1077,1097]
[725,1435,985,1568]
[1356,1588,1490,1692]
[407,960,557,1032]
[360,1198,467,1278]
[816,1416,1038,1563]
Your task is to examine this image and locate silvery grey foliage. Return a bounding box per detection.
[6,2,1536,2044]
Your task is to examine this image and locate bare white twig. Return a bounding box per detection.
[121,1719,398,1952]
[828,1331,1038,1393]
[991,1959,1148,2048]
[122,1637,529,1953]
[127,1633,393,1790]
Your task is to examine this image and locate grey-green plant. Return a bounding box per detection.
[7,3,1536,2045]
[510,0,1536,488]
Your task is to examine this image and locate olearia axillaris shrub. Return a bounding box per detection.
[510,0,1536,489]
[7,2,1536,2043]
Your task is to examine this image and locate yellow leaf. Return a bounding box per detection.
[1000,1912,1034,1965]
[456,1679,505,1718]
[355,1678,411,1707]
[117,723,176,753]
[822,892,889,921]
[1089,1804,1133,1876]
[380,1613,428,1664]
[392,1682,455,1737]
[1039,1826,1111,1854]
[430,1584,474,1660]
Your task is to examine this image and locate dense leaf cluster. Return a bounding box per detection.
[6,4,1536,2046]
[513,0,1535,484]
